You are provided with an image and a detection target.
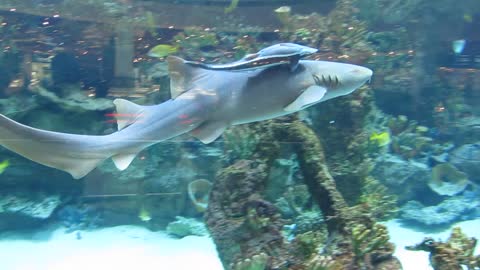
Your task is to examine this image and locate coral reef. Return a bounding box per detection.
[370,154,431,203]
[56,204,102,233]
[231,253,269,270]
[32,85,114,112]
[429,163,470,196]
[0,191,62,230]
[223,125,260,161]
[401,197,480,226]
[173,27,219,60]
[406,227,480,270]
[387,115,441,160]
[166,216,208,238]
[206,117,401,269]
[205,159,288,268]
[359,177,398,221]
[277,0,374,64]
[351,223,391,263]
[449,143,480,184]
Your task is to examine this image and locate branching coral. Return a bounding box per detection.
[359,177,398,221]
[351,223,391,260]
[223,125,260,161]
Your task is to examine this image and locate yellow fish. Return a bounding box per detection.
[369,132,391,147]
[138,205,152,222]
[147,44,178,58]
[0,159,9,174]
[463,13,473,23]
[224,0,239,14]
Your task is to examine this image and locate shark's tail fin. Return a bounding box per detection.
[0,99,147,179]
[0,114,110,179]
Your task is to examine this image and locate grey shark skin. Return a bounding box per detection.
[0,56,372,179]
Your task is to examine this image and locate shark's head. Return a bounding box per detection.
[302,60,373,102]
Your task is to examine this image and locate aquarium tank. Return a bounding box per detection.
[0,0,480,269]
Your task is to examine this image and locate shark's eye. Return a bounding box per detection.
[313,74,340,88]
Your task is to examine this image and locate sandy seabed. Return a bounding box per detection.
[0,219,479,270]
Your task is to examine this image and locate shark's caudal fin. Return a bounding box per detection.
[0,114,108,179]
[0,98,146,179]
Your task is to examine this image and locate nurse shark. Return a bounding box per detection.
[0,56,372,179]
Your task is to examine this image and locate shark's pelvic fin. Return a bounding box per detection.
[284,85,327,112]
[190,121,227,144]
[112,153,138,170]
[113,99,144,130]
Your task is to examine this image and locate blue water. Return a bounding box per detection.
[0,1,479,269]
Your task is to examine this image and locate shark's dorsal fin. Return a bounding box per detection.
[112,153,137,170]
[113,99,144,130]
[167,56,211,99]
[284,85,327,112]
[190,121,227,144]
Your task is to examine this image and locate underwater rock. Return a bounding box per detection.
[359,176,398,221]
[265,156,300,202]
[293,211,324,235]
[56,204,102,233]
[166,216,208,238]
[449,143,480,184]
[371,154,431,203]
[428,163,470,196]
[0,95,38,118]
[33,85,114,112]
[230,253,269,270]
[147,62,169,80]
[401,197,479,226]
[0,192,62,230]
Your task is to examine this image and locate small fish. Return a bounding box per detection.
[224,0,239,14]
[147,44,178,58]
[145,11,157,37]
[369,132,391,147]
[463,13,473,23]
[138,205,152,222]
[452,39,466,55]
[0,159,9,174]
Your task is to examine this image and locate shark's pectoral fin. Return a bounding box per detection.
[113,99,145,130]
[284,85,327,112]
[112,153,138,170]
[190,121,227,144]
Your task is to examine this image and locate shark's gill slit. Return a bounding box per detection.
[313,74,340,88]
[313,74,322,86]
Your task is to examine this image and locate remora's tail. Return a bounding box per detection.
[0,99,145,179]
